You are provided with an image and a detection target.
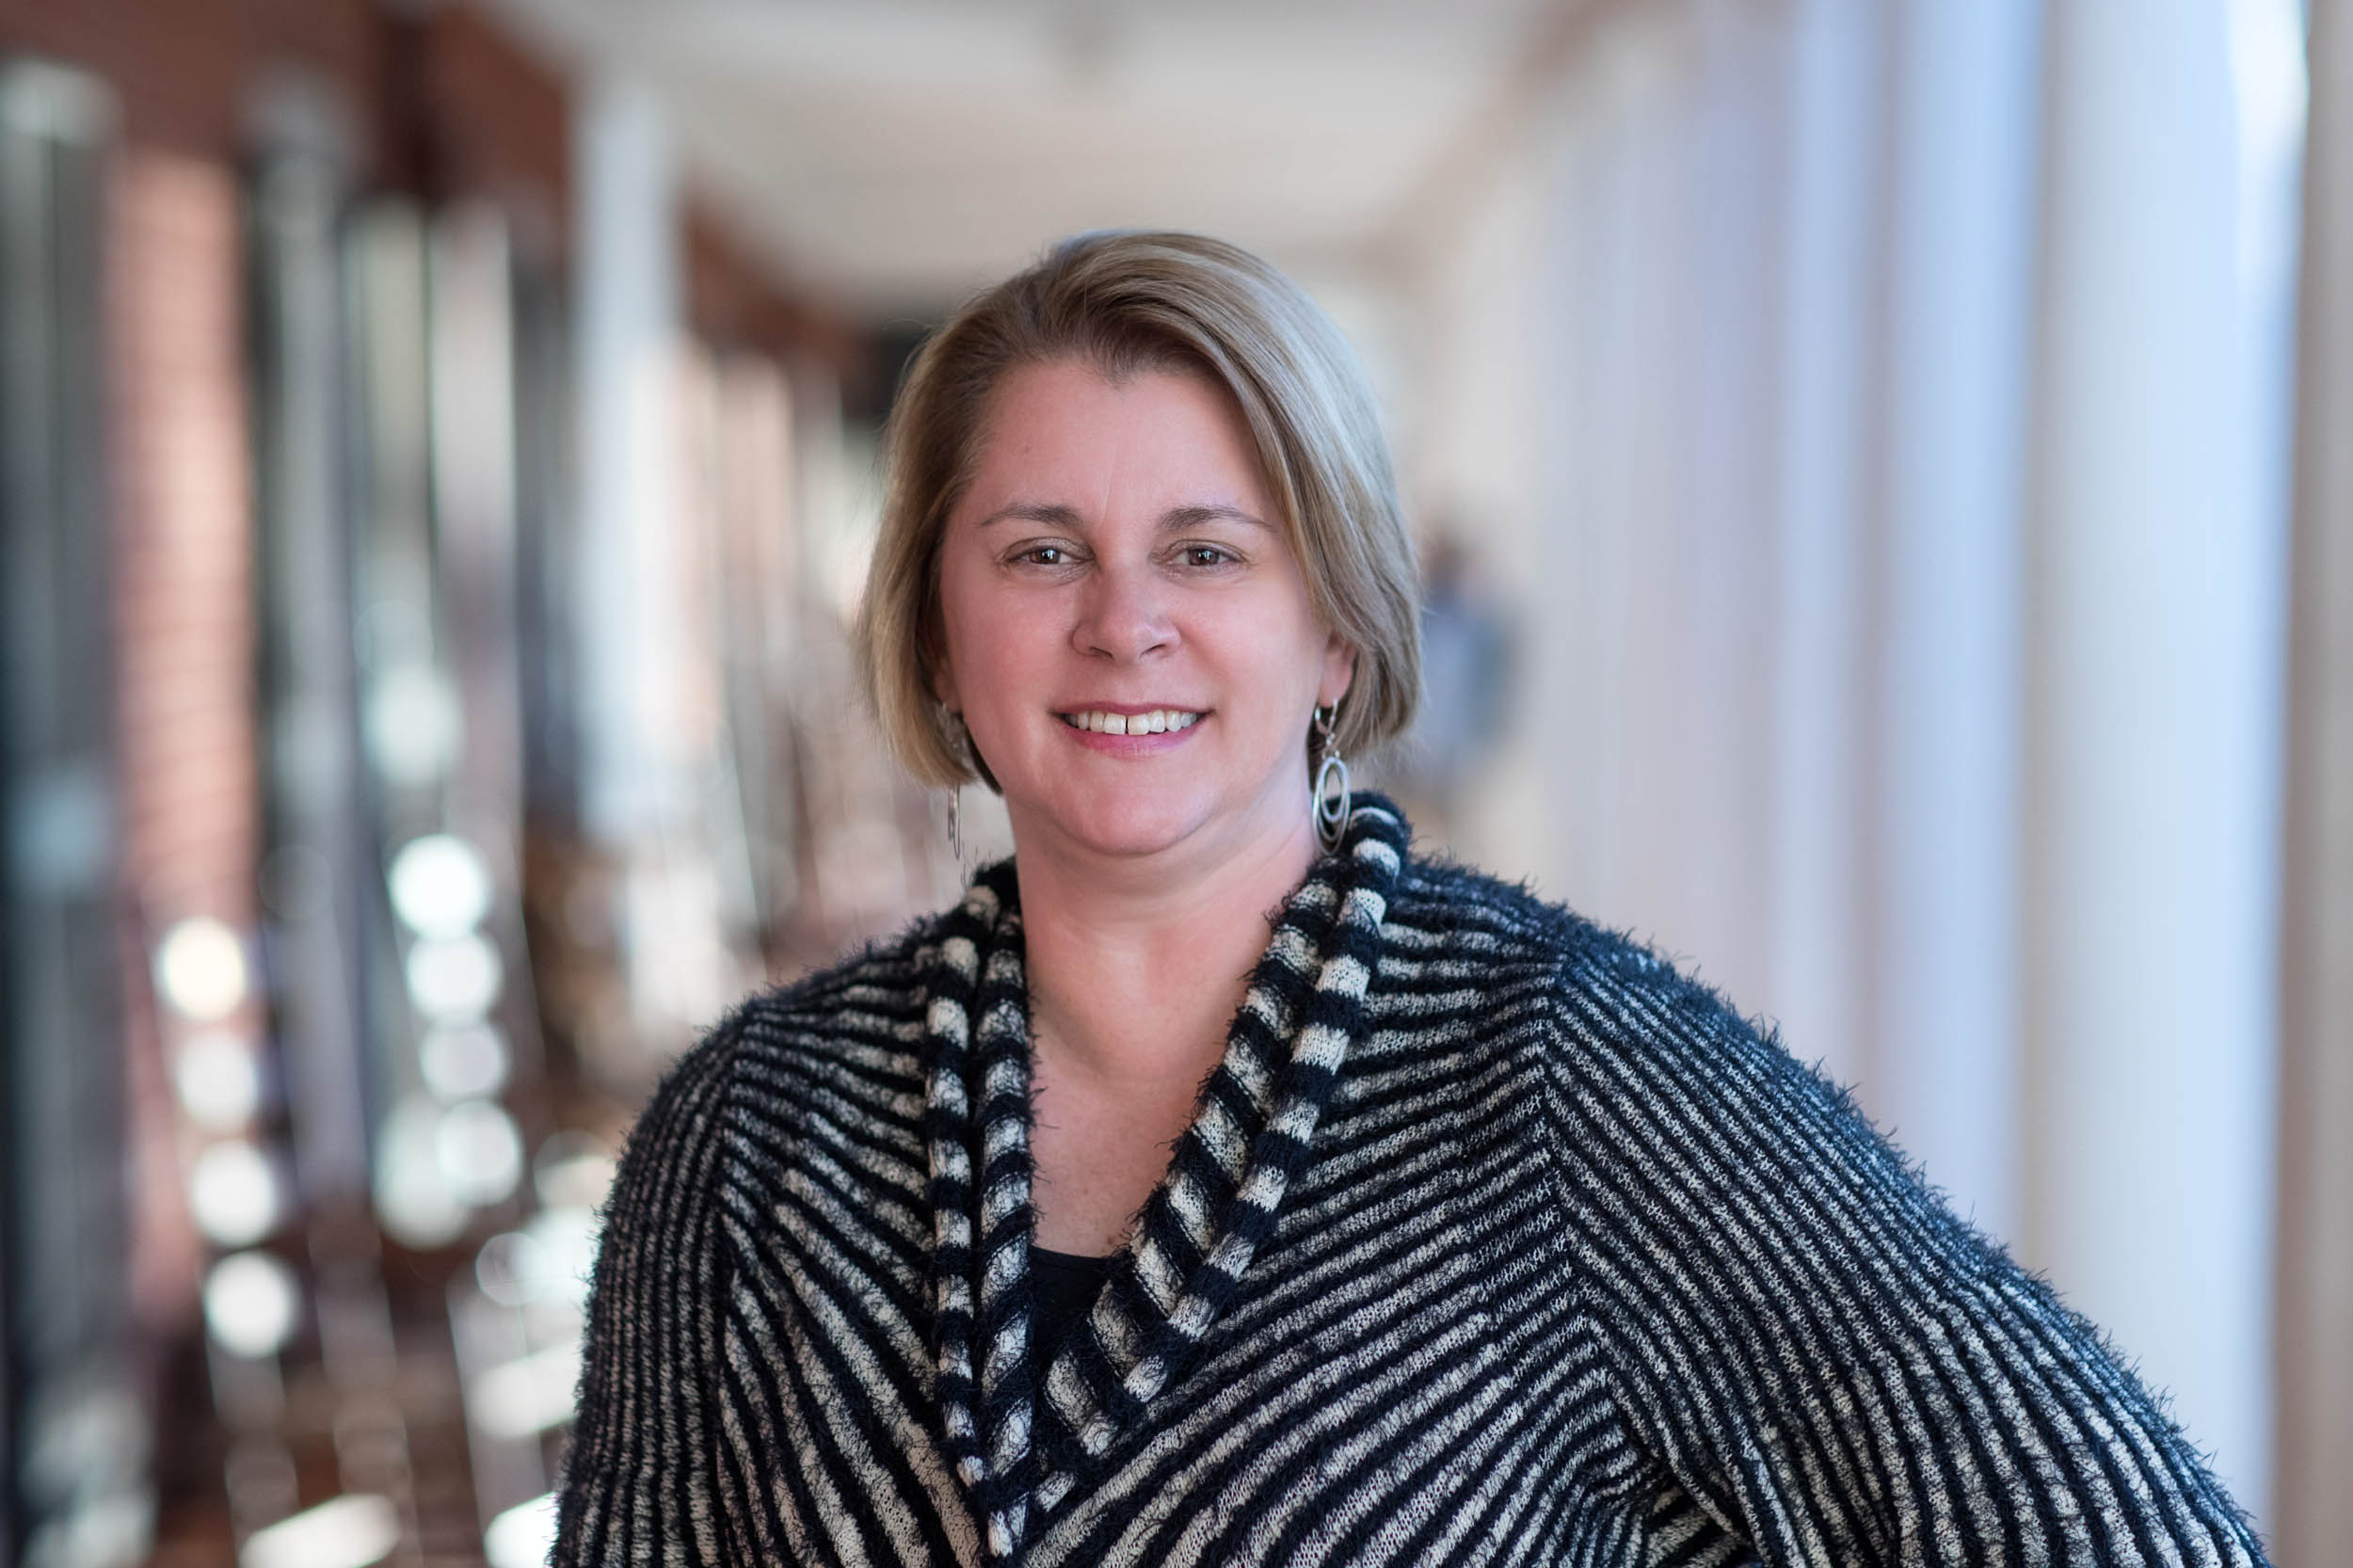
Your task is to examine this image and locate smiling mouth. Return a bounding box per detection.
[1058,708,1204,736]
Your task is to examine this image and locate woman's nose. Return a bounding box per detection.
[1073,560,1174,662]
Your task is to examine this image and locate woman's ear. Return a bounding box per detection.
[1318,633,1358,710]
[927,638,961,713]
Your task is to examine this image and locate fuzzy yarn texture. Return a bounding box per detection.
[555,795,2267,1567]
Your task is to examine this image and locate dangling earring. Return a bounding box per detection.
[944,710,971,867]
[1311,702,1351,854]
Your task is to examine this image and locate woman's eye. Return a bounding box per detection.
[1018,545,1072,567]
[1180,545,1236,568]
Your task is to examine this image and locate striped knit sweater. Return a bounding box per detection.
[554,797,2267,1567]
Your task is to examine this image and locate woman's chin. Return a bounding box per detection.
[1015,787,1225,862]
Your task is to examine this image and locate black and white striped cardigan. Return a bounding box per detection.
[555,796,2267,1566]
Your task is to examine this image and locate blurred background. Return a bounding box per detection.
[0,0,2346,1563]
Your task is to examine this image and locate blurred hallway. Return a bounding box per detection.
[0,1,2347,1563]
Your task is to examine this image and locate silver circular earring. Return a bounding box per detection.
[1311,703,1351,854]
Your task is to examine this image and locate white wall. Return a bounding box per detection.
[1403,0,2295,1515]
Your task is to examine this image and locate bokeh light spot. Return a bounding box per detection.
[203,1252,300,1359]
[188,1141,280,1248]
[173,1032,262,1130]
[155,918,248,1022]
[388,834,493,938]
[419,1022,510,1102]
[405,933,503,1022]
[436,1101,523,1208]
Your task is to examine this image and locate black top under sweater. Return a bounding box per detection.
[1030,1248,1114,1352]
[554,796,2268,1567]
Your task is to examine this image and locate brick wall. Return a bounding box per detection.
[109,148,257,1342]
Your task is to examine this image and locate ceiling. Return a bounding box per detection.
[484,0,1558,320]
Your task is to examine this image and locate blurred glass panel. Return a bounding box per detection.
[0,56,144,1568]
[249,112,373,1225]
[238,80,439,1560]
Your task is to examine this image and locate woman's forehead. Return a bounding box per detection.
[955,360,1273,520]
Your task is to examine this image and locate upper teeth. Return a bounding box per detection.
[1064,709,1200,735]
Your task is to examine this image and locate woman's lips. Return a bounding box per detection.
[1057,707,1202,735]
[1055,707,1207,754]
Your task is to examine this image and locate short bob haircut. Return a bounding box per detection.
[856,230,1421,791]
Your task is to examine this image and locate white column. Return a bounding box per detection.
[1677,0,1785,1011]
[1870,0,2046,1242]
[574,78,741,1058]
[1545,11,1709,948]
[1522,64,1609,913]
[575,75,683,848]
[2025,0,2281,1508]
[2268,0,2343,1550]
[430,203,524,834]
[1769,0,1883,1094]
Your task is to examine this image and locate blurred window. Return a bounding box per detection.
[0,56,140,1568]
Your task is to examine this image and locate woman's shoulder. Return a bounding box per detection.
[1389,851,1765,1025]
[1394,876,2268,1561]
[741,906,952,1038]
[1384,849,1611,981]
[1413,859,1984,1279]
[1407,860,2000,1318]
[609,905,954,1165]
[1390,848,1870,1144]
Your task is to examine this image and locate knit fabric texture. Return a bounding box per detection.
[554,796,2268,1567]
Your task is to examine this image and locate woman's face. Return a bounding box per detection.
[933,358,1354,866]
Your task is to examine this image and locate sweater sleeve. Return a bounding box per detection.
[1538,947,2269,1566]
[553,1021,738,1568]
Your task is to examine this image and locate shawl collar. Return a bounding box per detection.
[919,798,1409,1560]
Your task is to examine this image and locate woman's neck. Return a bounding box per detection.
[1001,787,1326,1253]
[1010,795,1320,1093]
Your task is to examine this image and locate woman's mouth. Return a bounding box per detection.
[1057,708,1204,735]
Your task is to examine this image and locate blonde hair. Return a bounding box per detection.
[856,230,1420,789]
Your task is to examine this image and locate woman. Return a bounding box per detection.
[556,232,2266,1566]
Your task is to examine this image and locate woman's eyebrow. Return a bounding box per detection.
[976,502,1271,532]
[977,501,1086,530]
[1160,504,1271,533]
